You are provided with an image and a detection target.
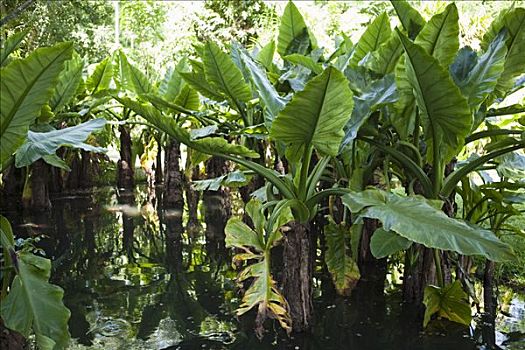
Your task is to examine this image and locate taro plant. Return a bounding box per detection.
[336,1,524,326]
[116,0,522,334]
[224,199,293,337]
[1,34,74,349]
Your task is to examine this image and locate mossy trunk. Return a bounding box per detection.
[164,140,184,208]
[203,156,231,242]
[27,159,51,211]
[117,125,134,190]
[283,222,313,333]
[185,166,202,235]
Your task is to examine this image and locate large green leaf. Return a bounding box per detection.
[341,74,398,151]
[455,31,508,118]
[15,119,107,168]
[0,42,73,169]
[284,53,323,74]
[118,51,154,95]
[423,280,472,327]
[174,85,200,111]
[350,12,391,67]
[116,97,259,158]
[390,0,425,39]
[159,59,189,101]
[0,29,28,67]
[324,220,360,296]
[85,56,113,95]
[342,188,515,262]
[256,40,276,71]
[370,228,412,259]
[414,3,459,68]
[270,66,354,162]
[366,34,403,75]
[0,216,71,350]
[234,44,286,128]
[225,200,292,335]
[392,4,459,140]
[49,53,85,113]
[492,8,525,98]
[277,1,311,57]
[397,30,472,163]
[202,41,252,105]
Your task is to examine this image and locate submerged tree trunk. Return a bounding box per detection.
[283,222,313,333]
[0,165,24,210]
[27,159,51,211]
[203,156,231,242]
[164,140,184,208]
[402,244,437,304]
[185,166,202,235]
[117,125,134,190]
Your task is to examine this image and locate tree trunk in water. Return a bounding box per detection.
[28,159,51,211]
[283,222,313,333]
[117,125,134,190]
[203,156,231,242]
[79,150,93,189]
[0,165,24,210]
[164,140,184,208]
[358,218,388,283]
[402,244,437,304]
[185,166,202,235]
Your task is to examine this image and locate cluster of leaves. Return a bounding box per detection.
[114,0,524,334]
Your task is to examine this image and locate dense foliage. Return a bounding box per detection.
[0,1,523,348]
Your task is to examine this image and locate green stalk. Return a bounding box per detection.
[298,146,313,201]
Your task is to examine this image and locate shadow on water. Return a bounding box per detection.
[1,185,523,350]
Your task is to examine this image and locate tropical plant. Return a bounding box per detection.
[0,35,74,349]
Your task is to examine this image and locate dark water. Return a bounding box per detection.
[2,186,524,350]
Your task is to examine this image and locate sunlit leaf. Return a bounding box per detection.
[0,42,73,168]
[343,188,515,262]
[423,280,472,327]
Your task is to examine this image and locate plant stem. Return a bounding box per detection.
[298,146,313,201]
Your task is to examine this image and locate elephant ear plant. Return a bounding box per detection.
[1,35,73,349]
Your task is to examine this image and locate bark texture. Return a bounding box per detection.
[117,125,134,189]
[28,159,51,210]
[185,166,202,235]
[164,140,184,208]
[283,222,313,332]
[203,156,231,241]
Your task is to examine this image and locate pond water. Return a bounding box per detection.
[2,186,524,350]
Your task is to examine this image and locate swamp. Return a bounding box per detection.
[0,1,524,349]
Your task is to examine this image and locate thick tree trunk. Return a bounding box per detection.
[203,156,231,242]
[402,244,437,304]
[79,150,93,189]
[28,159,51,211]
[0,319,27,350]
[283,222,313,333]
[117,125,134,190]
[0,165,24,210]
[185,166,202,235]
[164,140,184,208]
